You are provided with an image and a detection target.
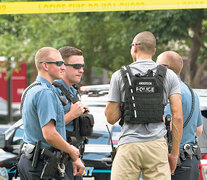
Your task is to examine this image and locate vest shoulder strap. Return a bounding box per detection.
[120,66,128,88]
[121,65,167,86]
[52,81,79,104]
[120,65,133,86]
[20,82,41,114]
[155,65,167,82]
[183,83,195,128]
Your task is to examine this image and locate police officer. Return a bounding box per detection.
[18,47,84,179]
[105,31,183,180]
[54,46,86,180]
[157,51,203,180]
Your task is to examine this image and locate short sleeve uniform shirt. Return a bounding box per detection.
[22,76,66,149]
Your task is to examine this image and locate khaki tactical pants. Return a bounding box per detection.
[111,137,171,180]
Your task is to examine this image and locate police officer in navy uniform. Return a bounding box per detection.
[157,51,203,180]
[53,46,86,180]
[105,31,183,180]
[18,47,84,179]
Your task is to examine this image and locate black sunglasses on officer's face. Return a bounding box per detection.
[161,64,169,68]
[130,43,141,49]
[39,61,64,66]
[64,63,85,69]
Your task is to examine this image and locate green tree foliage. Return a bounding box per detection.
[69,12,140,84]
[126,9,207,87]
[0,9,207,87]
[0,13,77,81]
[0,11,139,84]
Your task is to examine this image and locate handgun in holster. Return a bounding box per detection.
[119,103,124,127]
[179,149,186,161]
[78,137,88,159]
[193,137,202,160]
[40,149,64,179]
[165,114,172,153]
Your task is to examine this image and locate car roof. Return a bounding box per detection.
[194,89,207,111]
[4,119,23,134]
[0,124,12,134]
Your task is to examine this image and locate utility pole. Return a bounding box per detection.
[7,58,13,124]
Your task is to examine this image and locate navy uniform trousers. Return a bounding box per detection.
[65,161,83,180]
[18,154,70,180]
[172,156,200,180]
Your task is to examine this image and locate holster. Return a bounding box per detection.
[21,141,41,168]
[177,144,202,166]
[180,149,186,161]
[193,145,202,160]
[40,149,69,179]
[32,140,41,168]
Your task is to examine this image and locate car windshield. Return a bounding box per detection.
[194,89,207,111]
[0,124,11,134]
[0,97,7,111]
[81,93,112,145]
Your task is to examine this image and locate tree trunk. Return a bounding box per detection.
[192,61,207,88]
[185,20,202,87]
[82,65,92,85]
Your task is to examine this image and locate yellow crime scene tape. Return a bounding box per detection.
[0,0,207,15]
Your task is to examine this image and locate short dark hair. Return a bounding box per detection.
[133,31,156,55]
[58,46,83,62]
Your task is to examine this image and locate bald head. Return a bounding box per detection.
[133,31,156,55]
[157,51,183,75]
[35,47,60,71]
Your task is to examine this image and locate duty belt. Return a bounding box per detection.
[177,143,201,165]
[21,142,69,179]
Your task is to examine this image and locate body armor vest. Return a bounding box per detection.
[120,65,167,124]
[52,81,94,145]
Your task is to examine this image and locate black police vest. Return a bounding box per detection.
[120,65,167,124]
[52,81,94,142]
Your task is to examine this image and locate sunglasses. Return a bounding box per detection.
[64,63,85,69]
[130,43,141,49]
[161,64,169,67]
[39,61,64,66]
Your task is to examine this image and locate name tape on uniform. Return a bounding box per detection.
[0,0,207,14]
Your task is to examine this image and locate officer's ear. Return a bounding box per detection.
[152,48,156,57]
[40,62,49,71]
[133,44,138,53]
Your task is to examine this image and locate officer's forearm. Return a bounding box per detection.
[65,112,76,125]
[196,125,203,136]
[171,114,183,157]
[169,94,183,157]
[105,102,121,125]
[42,120,79,160]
